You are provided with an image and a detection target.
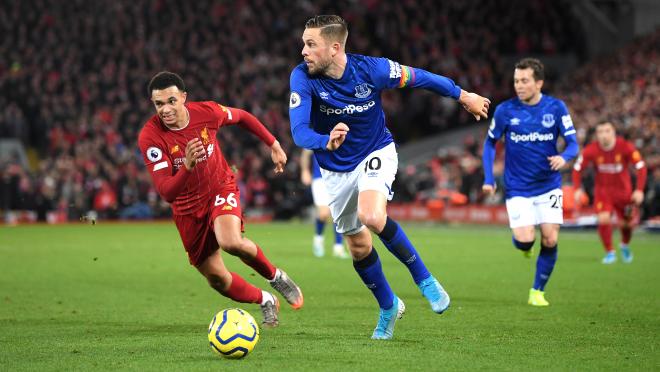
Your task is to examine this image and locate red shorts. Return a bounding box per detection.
[173,184,244,267]
[594,191,634,220]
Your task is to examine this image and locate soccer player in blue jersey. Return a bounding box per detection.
[300,149,349,258]
[482,58,579,306]
[289,15,491,340]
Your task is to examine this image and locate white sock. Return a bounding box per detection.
[268,268,281,283]
[261,291,275,305]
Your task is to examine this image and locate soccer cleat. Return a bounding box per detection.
[528,288,549,306]
[620,246,633,263]
[332,243,350,259]
[601,251,617,264]
[269,269,304,309]
[371,297,405,340]
[313,236,325,257]
[260,294,280,327]
[417,276,450,314]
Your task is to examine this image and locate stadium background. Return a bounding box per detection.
[0,0,658,225]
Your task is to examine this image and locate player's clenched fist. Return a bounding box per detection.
[326,122,349,151]
[184,138,206,170]
[270,140,287,174]
[482,184,496,195]
[459,90,491,121]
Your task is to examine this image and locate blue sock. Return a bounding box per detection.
[533,244,558,291]
[315,218,325,236]
[377,217,431,284]
[512,237,534,251]
[333,224,343,244]
[353,248,394,310]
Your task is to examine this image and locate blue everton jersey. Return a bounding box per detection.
[488,94,577,198]
[311,154,322,179]
[289,53,461,172]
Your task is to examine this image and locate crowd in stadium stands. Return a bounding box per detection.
[0,0,656,222]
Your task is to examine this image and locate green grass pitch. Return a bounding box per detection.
[1,222,658,371]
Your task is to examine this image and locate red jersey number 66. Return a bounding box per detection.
[214,193,238,208]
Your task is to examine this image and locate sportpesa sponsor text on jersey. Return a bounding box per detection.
[487,94,578,198]
[289,53,461,172]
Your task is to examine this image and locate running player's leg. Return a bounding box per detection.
[312,178,330,257]
[173,213,264,305]
[595,195,617,264]
[356,144,448,314]
[507,196,536,257]
[345,228,403,340]
[197,249,279,327]
[597,211,616,264]
[322,165,402,339]
[616,201,634,263]
[313,206,329,257]
[213,214,304,309]
[528,188,563,306]
[531,223,559,306]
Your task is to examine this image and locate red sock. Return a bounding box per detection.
[224,272,263,304]
[598,224,613,252]
[241,245,276,280]
[621,226,632,244]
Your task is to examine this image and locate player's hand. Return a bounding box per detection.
[631,190,644,206]
[184,138,205,170]
[547,155,566,171]
[326,122,349,151]
[270,140,287,174]
[301,170,312,186]
[459,90,491,121]
[482,184,496,195]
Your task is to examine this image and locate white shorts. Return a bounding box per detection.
[320,143,398,235]
[505,188,564,228]
[311,177,330,207]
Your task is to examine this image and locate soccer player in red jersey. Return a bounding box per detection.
[572,121,647,264]
[138,71,303,327]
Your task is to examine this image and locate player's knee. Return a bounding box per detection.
[541,236,558,248]
[597,213,611,225]
[206,272,231,292]
[318,208,331,221]
[218,236,244,256]
[358,211,386,232]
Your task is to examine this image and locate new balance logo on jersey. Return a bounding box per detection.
[319,101,375,116]
[510,132,554,143]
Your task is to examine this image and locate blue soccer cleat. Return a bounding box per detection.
[620,246,633,263]
[371,297,405,340]
[602,251,617,264]
[418,276,451,314]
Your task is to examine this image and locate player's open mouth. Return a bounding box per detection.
[162,113,175,121]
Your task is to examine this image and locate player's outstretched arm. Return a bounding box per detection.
[459,90,491,121]
[270,140,287,174]
[481,137,497,195]
[326,123,349,151]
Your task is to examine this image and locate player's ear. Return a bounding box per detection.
[536,80,544,90]
[181,91,187,103]
[331,41,341,56]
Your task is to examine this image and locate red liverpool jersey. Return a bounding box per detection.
[138,101,257,215]
[572,137,647,196]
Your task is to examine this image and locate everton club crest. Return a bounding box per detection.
[354,83,372,98]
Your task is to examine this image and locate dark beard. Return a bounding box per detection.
[308,60,331,76]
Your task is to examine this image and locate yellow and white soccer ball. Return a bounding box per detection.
[208,308,260,359]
